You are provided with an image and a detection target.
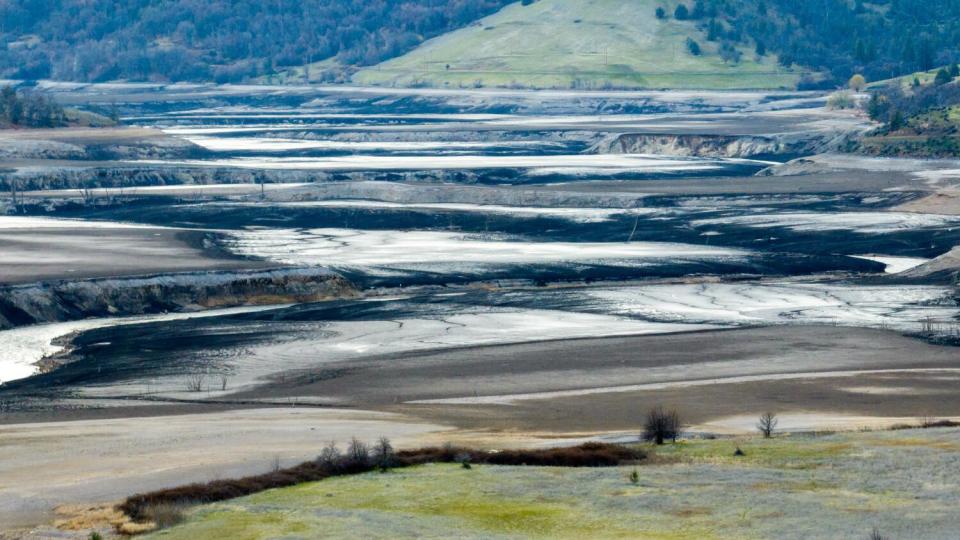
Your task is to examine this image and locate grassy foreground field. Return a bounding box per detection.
[353,0,800,90]
[147,428,960,539]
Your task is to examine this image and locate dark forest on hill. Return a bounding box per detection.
[0,0,510,82]
[683,0,960,87]
[4,0,960,86]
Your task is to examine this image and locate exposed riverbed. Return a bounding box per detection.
[1,86,960,533]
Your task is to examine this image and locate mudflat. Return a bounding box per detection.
[0,226,267,284]
[218,325,960,431]
[0,408,448,530]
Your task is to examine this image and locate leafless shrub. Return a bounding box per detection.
[317,441,341,467]
[642,406,682,445]
[868,527,887,540]
[401,442,646,468]
[757,412,779,438]
[218,374,229,391]
[827,90,855,109]
[920,418,960,429]
[141,502,186,529]
[120,441,645,523]
[373,436,396,469]
[345,437,370,469]
[271,455,281,473]
[77,186,97,204]
[184,373,204,392]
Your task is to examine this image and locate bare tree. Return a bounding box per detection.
[185,373,205,392]
[77,185,96,204]
[757,412,778,438]
[373,436,396,469]
[346,437,370,468]
[8,178,19,213]
[642,406,682,445]
[868,528,887,540]
[217,373,230,391]
[317,441,341,467]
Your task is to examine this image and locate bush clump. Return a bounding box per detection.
[119,441,645,526]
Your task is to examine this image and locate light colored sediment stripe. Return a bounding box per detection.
[132,154,748,172]
[408,368,960,406]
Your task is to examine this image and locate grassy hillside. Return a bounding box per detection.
[148,427,960,539]
[353,0,802,90]
[856,67,960,157]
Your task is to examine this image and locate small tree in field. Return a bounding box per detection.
[935,67,953,86]
[757,412,778,438]
[642,407,681,445]
[373,436,396,470]
[889,109,905,131]
[848,74,866,92]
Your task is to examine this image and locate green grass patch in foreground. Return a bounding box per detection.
[652,436,854,469]
[148,429,960,539]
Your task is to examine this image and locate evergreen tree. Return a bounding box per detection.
[755,40,766,57]
[889,109,905,131]
[934,68,953,85]
[691,0,705,19]
[707,19,721,41]
[866,92,885,120]
[854,39,866,63]
[674,4,689,20]
[918,40,935,71]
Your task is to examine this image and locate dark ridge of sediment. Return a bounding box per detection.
[0,268,357,330]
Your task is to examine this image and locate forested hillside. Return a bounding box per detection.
[695,0,960,88]
[3,0,960,87]
[0,0,509,82]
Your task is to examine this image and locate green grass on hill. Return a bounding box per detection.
[148,428,960,539]
[353,0,802,90]
[867,68,946,91]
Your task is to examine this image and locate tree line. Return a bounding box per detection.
[0,0,510,83]
[664,0,960,89]
[0,86,66,128]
